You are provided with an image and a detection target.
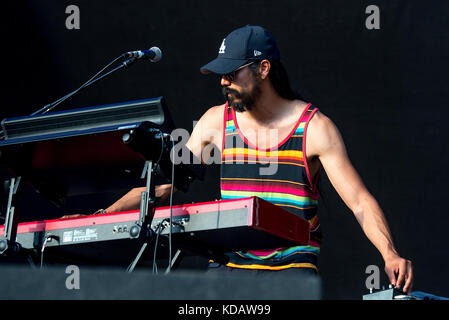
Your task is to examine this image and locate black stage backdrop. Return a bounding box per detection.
[1,0,448,299]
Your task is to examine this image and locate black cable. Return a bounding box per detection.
[155,131,165,167]
[40,235,57,269]
[152,220,167,274]
[166,135,175,274]
[152,130,165,188]
[152,226,160,274]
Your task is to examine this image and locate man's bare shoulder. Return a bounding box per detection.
[307,110,344,156]
[201,103,226,120]
[309,110,334,130]
[197,103,226,129]
[188,104,225,155]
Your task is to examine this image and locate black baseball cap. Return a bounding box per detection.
[200,25,280,75]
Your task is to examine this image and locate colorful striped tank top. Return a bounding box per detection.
[220,102,322,272]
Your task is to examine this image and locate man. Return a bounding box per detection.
[103,25,413,294]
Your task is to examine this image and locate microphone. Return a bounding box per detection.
[123,46,162,62]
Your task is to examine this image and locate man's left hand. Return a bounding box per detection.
[384,255,414,295]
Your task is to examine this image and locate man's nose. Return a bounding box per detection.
[221,76,231,87]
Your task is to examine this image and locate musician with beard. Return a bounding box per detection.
[100,25,413,294]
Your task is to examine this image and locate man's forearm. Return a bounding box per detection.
[352,192,413,293]
[352,193,399,260]
[104,187,145,213]
[104,184,175,213]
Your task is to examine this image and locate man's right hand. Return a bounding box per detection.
[155,183,174,202]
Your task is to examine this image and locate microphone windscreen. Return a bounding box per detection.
[149,46,162,62]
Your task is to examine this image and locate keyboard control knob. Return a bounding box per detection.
[130,225,140,238]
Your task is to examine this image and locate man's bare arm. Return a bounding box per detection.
[103,184,173,213]
[307,111,413,294]
[186,104,224,164]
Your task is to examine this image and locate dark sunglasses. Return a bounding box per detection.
[221,61,256,82]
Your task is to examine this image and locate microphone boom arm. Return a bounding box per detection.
[30,56,138,117]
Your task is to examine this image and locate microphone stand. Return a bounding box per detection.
[31,57,137,116]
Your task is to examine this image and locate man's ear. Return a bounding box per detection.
[259,60,271,80]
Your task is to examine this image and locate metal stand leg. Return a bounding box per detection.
[126,161,157,273]
[164,249,184,274]
[126,242,148,273]
[0,177,22,255]
[0,177,38,267]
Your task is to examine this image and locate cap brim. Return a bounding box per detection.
[200,57,249,75]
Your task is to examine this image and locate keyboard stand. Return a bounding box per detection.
[0,176,36,267]
[126,160,157,273]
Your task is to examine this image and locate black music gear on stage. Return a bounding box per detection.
[363,284,417,300]
[0,95,203,268]
[0,196,310,269]
[0,197,310,250]
[122,121,205,192]
[1,96,172,141]
[0,45,204,274]
[362,284,449,300]
[0,97,175,201]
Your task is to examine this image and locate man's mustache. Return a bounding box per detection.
[222,87,241,98]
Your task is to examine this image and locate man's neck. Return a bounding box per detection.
[244,83,296,126]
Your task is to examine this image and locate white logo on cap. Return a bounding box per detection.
[219,39,226,54]
[254,50,262,56]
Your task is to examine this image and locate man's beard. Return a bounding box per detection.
[222,78,262,112]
